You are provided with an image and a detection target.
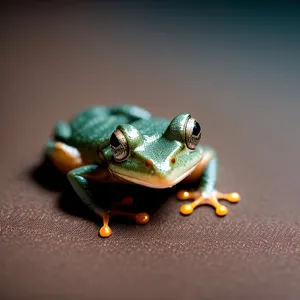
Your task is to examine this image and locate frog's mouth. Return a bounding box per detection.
[110,164,198,189]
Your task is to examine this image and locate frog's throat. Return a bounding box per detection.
[110,164,198,189]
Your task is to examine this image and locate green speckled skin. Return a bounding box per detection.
[54,105,204,186]
[56,106,152,162]
[47,105,240,237]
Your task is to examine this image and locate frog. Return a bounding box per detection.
[46,105,240,237]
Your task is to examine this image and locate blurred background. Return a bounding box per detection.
[1,1,300,300]
[1,1,299,177]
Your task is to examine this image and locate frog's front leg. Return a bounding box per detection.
[178,148,240,216]
[67,165,150,238]
[67,165,113,237]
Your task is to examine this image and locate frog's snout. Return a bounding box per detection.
[143,158,177,180]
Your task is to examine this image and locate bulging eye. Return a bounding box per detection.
[185,117,201,150]
[110,129,129,162]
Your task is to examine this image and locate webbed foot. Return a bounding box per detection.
[97,197,150,238]
[110,197,150,224]
[177,190,240,216]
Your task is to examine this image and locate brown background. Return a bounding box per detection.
[1,3,300,300]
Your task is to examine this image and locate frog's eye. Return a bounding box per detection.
[185,117,201,150]
[110,129,129,162]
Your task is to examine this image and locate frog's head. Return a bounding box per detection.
[107,114,203,188]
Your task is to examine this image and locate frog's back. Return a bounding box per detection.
[64,105,152,149]
[131,118,170,136]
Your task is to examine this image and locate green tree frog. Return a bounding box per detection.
[47,105,240,237]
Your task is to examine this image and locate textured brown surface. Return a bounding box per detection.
[1,4,300,300]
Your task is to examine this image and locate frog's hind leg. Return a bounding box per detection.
[46,141,83,174]
[91,198,150,237]
[103,197,150,227]
[110,209,150,225]
[45,121,81,173]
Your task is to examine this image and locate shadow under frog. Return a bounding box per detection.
[30,156,178,230]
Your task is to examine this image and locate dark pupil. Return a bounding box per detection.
[192,121,201,136]
[110,133,120,147]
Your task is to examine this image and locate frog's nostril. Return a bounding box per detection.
[144,159,153,168]
[170,157,176,164]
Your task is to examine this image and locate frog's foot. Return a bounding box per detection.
[177,190,240,216]
[97,197,149,238]
[98,212,113,238]
[110,210,150,225]
[110,197,150,224]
